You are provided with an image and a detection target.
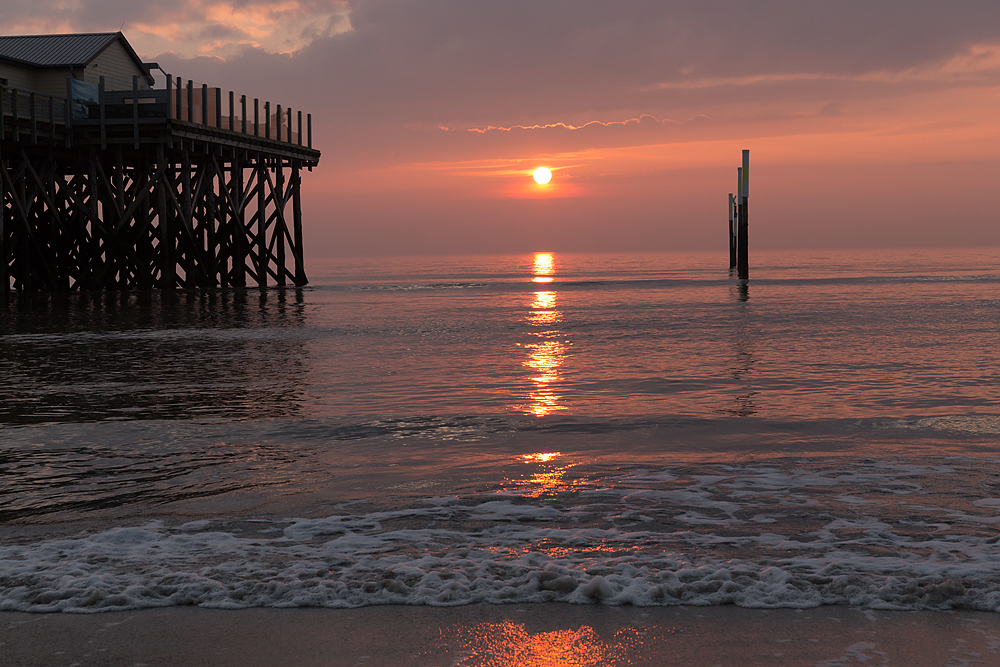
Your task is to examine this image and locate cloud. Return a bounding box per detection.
[2,0,352,57]
[466,114,689,134]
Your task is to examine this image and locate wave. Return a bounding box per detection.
[5,458,1000,613]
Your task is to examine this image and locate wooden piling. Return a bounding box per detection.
[735,167,742,270]
[276,158,286,286]
[737,150,749,280]
[232,153,247,287]
[728,193,736,270]
[292,161,306,285]
[256,154,266,286]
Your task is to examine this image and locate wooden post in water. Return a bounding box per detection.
[728,193,736,271]
[737,149,749,280]
[735,167,742,268]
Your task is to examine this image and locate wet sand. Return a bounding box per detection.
[2,604,999,666]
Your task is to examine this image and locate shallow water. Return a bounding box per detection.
[2,248,1000,612]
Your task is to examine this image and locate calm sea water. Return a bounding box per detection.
[2,248,1000,612]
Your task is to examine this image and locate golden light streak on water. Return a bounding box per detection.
[533,253,554,277]
[516,451,574,497]
[518,255,567,418]
[528,292,560,326]
[524,340,567,417]
[521,452,560,463]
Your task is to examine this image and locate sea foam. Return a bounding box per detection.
[4,459,1000,613]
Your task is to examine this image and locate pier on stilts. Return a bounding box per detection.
[1,68,320,293]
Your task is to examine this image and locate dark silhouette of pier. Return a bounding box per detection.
[1,33,320,292]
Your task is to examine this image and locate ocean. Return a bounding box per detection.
[2,247,1000,613]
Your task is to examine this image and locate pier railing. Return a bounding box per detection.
[0,74,314,155]
[0,86,70,143]
[162,78,310,147]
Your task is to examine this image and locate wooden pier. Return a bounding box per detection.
[1,73,320,292]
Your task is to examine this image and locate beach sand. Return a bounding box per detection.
[2,604,998,666]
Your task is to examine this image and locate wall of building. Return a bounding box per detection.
[82,39,149,91]
[0,61,36,90]
[31,68,79,97]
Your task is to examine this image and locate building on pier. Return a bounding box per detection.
[0,32,154,95]
[1,31,321,292]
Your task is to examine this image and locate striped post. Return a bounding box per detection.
[737,150,749,280]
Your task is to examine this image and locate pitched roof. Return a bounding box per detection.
[0,32,149,77]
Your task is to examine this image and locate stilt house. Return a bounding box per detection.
[1,32,320,293]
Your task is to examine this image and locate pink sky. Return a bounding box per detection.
[7,1,1000,257]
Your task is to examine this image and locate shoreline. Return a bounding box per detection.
[3,604,999,666]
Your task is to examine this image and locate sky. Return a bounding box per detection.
[7,1,1000,257]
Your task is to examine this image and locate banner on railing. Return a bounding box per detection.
[70,79,99,119]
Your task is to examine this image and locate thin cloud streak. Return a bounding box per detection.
[466,114,694,134]
[644,43,1000,91]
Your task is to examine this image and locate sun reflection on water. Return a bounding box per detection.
[524,340,567,417]
[528,292,560,326]
[446,621,640,667]
[532,252,555,283]
[521,452,560,463]
[517,254,568,417]
[511,451,580,498]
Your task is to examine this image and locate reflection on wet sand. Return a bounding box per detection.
[0,288,310,424]
[445,621,642,667]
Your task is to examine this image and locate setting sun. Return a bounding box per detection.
[532,167,552,185]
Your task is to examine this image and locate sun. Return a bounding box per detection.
[532,167,552,185]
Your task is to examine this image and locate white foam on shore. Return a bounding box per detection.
[4,459,1000,613]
